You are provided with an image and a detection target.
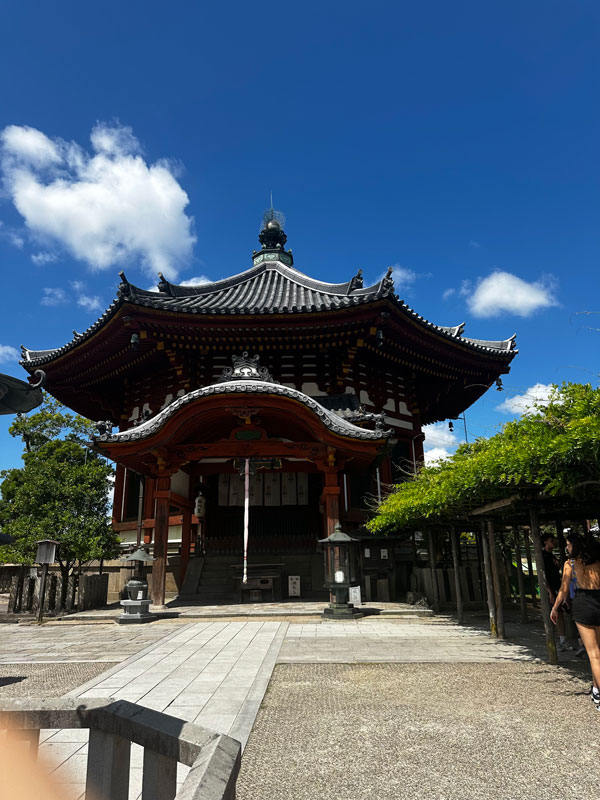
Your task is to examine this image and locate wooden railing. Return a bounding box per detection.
[0,697,241,800]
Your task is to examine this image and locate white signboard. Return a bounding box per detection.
[380,548,388,560]
[364,548,371,558]
[288,575,301,597]
[349,585,362,605]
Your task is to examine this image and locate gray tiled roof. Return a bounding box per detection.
[21,260,517,365]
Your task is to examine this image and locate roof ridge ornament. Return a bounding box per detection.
[381,266,394,293]
[118,271,131,297]
[348,269,363,293]
[157,272,172,296]
[218,352,277,384]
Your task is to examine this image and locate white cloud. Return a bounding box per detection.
[422,422,459,451]
[0,122,196,279]
[1,125,61,167]
[469,240,480,249]
[424,447,453,465]
[77,294,102,312]
[31,251,58,265]
[41,287,66,306]
[421,421,461,465]
[0,221,24,248]
[466,271,558,318]
[496,383,556,415]
[179,275,211,287]
[442,288,455,301]
[0,344,19,363]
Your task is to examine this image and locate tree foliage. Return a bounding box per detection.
[0,396,119,571]
[369,383,600,533]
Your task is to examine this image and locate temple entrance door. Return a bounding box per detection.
[202,471,321,555]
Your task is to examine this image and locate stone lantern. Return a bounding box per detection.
[118,548,157,625]
[319,524,363,619]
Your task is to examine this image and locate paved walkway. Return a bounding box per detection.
[0,611,592,799]
[61,600,432,620]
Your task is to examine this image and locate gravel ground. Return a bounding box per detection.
[238,662,599,800]
[0,662,118,698]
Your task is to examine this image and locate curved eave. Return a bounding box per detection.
[94,380,392,447]
[21,267,517,369]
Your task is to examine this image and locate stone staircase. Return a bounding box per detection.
[178,555,239,604]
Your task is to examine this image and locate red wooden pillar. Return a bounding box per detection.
[152,476,171,606]
[321,471,341,537]
[180,507,192,585]
[143,477,156,545]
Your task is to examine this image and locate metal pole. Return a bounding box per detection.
[343,473,348,512]
[376,467,381,503]
[461,413,468,444]
[37,563,48,624]
[243,458,250,585]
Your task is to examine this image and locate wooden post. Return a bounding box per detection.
[143,477,156,545]
[450,525,464,625]
[427,528,440,613]
[152,476,171,607]
[522,522,537,606]
[530,506,558,665]
[480,520,497,637]
[487,520,505,639]
[37,563,49,624]
[512,526,528,623]
[321,471,341,536]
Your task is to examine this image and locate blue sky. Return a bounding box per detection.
[1,1,598,469]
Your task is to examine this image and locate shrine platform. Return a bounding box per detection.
[54,600,435,623]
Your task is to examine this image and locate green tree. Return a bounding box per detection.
[0,396,119,603]
[369,383,600,533]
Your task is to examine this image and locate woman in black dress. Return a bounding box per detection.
[551,531,600,709]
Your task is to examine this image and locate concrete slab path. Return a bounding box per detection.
[1,612,590,799]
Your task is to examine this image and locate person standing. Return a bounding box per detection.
[542,533,572,651]
[551,533,600,709]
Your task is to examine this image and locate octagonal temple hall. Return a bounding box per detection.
[20,210,517,606]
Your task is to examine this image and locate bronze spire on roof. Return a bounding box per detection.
[253,207,294,267]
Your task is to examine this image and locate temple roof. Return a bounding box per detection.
[21,260,516,365]
[93,379,392,444]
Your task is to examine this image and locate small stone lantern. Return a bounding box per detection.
[118,548,157,625]
[319,524,363,619]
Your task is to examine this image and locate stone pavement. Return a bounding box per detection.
[0,620,181,663]
[0,610,593,799]
[61,599,432,620]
